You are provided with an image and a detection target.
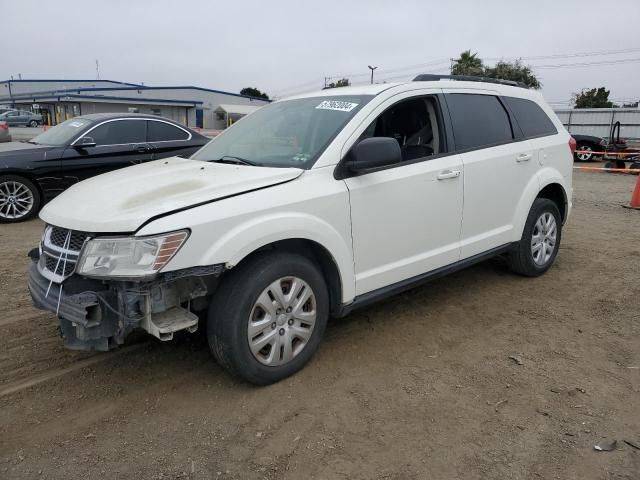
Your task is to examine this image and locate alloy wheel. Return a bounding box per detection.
[577,146,593,161]
[531,212,557,266]
[247,276,317,366]
[0,180,34,220]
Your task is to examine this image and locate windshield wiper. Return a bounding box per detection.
[212,155,261,167]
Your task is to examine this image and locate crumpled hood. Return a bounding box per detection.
[40,157,303,232]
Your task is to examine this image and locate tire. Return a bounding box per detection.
[604,161,617,170]
[0,175,41,223]
[208,252,329,385]
[629,161,640,172]
[28,120,39,127]
[507,198,562,277]
[575,143,594,162]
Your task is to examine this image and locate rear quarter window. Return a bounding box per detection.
[147,121,189,141]
[445,93,514,151]
[503,97,557,138]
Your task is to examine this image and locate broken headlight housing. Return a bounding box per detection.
[77,230,189,278]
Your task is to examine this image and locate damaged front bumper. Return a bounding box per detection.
[28,258,224,352]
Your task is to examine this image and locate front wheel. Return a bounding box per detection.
[507,198,562,277]
[28,120,39,127]
[208,252,329,385]
[0,175,41,223]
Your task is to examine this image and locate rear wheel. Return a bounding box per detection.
[507,198,562,277]
[208,252,329,385]
[0,175,41,223]
[575,143,594,161]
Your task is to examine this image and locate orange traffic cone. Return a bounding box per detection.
[629,174,640,209]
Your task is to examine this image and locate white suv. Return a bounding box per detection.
[29,75,573,384]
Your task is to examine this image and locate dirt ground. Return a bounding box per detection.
[0,168,639,480]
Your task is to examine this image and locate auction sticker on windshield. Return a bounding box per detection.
[315,100,359,112]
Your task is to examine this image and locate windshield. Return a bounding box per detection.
[191,95,372,168]
[30,118,92,146]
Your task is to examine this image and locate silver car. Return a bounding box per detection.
[0,110,43,127]
[0,121,10,143]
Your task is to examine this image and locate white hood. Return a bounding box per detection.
[40,157,303,232]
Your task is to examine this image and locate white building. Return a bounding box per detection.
[0,79,269,129]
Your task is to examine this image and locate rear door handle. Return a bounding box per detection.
[516,153,532,162]
[436,170,461,180]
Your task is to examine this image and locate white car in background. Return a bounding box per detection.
[29,75,573,385]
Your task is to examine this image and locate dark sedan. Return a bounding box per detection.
[0,113,208,222]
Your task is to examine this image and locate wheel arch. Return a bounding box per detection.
[576,139,599,149]
[536,182,567,223]
[233,238,345,317]
[513,169,569,238]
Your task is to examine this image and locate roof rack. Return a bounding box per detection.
[412,74,528,89]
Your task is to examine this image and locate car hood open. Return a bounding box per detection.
[40,157,304,232]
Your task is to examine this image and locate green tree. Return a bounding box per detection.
[483,59,541,89]
[451,50,483,76]
[325,78,350,89]
[240,87,269,100]
[573,87,613,108]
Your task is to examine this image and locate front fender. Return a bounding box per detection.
[185,213,355,303]
[512,167,569,239]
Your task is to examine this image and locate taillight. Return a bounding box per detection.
[0,123,7,130]
[568,137,576,155]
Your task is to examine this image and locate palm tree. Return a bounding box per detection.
[451,50,483,76]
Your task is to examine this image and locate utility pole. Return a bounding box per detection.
[95,59,100,80]
[368,65,378,84]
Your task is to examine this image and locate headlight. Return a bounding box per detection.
[77,230,189,278]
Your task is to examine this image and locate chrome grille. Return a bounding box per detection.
[38,225,91,283]
[45,255,76,277]
[49,228,89,251]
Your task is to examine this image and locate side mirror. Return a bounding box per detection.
[347,137,402,173]
[75,136,96,148]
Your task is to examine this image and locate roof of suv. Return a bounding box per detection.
[285,79,542,102]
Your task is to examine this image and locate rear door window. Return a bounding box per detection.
[147,120,189,142]
[446,93,513,150]
[90,120,146,145]
[503,96,557,138]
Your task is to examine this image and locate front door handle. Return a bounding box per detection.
[516,153,532,163]
[134,144,151,153]
[436,170,461,180]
